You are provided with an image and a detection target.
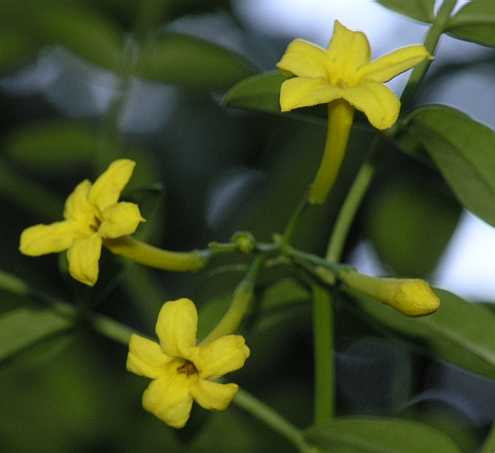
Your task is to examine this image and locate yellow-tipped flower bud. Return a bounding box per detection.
[341,270,440,316]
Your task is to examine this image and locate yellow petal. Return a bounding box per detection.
[155,298,198,359]
[63,179,97,229]
[89,159,135,211]
[67,233,102,286]
[357,45,431,83]
[280,77,341,112]
[19,221,77,256]
[326,20,370,79]
[197,335,250,379]
[276,38,328,79]
[127,334,172,379]
[342,82,400,130]
[99,202,144,239]
[190,380,238,411]
[142,373,193,428]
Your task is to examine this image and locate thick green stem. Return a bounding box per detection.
[309,101,354,205]
[311,283,334,423]
[326,137,380,262]
[234,389,317,453]
[104,236,209,272]
[202,255,264,343]
[401,0,458,107]
[482,420,495,453]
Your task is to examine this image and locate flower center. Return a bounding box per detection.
[177,360,198,376]
[89,216,102,233]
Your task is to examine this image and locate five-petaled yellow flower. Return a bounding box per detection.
[19,159,144,286]
[127,298,250,428]
[277,20,430,203]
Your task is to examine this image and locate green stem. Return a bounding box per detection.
[104,236,209,272]
[401,0,458,107]
[326,137,380,262]
[482,420,495,453]
[285,245,347,277]
[202,255,264,343]
[282,197,309,245]
[311,283,334,423]
[234,389,317,453]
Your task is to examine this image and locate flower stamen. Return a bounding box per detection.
[177,360,198,376]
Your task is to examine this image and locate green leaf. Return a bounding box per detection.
[355,289,495,380]
[134,32,257,90]
[223,71,326,123]
[0,307,71,363]
[4,121,98,171]
[0,31,40,73]
[447,0,495,48]
[406,105,495,227]
[366,177,461,277]
[376,0,435,23]
[305,417,461,453]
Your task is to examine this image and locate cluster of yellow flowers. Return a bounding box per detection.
[18,20,432,429]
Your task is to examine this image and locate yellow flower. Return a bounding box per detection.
[277,20,430,204]
[277,20,430,129]
[127,298,250,428]
[19,159,144,286]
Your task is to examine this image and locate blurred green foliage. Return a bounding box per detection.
[1,0,495,451]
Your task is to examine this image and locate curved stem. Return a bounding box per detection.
[234,389,317,453]
[326,137,380,262]
[401,0,458,108]
[282,197,309,245]
[311,283,334,423]
[202,255,265,343]
[104,236,209,272]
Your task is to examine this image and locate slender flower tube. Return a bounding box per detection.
[277,20,431,204]
[127,298,250,428]
[341,269,440,316]
[19,159,144,286]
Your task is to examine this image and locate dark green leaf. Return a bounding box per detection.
[305,417,460,453]
[447,0,495,48]
[223,71,326,123]
[406,105,495,227]
[0,32,40,73]
[0,307,71,363]
[355,289,495,380]
[134,32,257,90]
[376,0,435,23]
[5,121,98,171]
[366,177,461,277]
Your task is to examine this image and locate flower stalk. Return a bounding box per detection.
[309,101,354,204]
[202,255,265,344]
[104,236,209,272]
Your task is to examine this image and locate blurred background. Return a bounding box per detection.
[1,0,495,451]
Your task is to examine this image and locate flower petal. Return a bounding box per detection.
[67,233,102,286]
[276,38,329,79]
[127,334,172,379]
[342,82,400,130]
[63,179,97,229]
[142,374,193,428]
[357,45,431,83]
[89,159,135,211]
[156,298,198,359]
[280,77,341,112]
[326,20,370,78]
[20,221,77,256]
[99,202,144,239]
[190,380,238,411]
[197,335,250,379]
